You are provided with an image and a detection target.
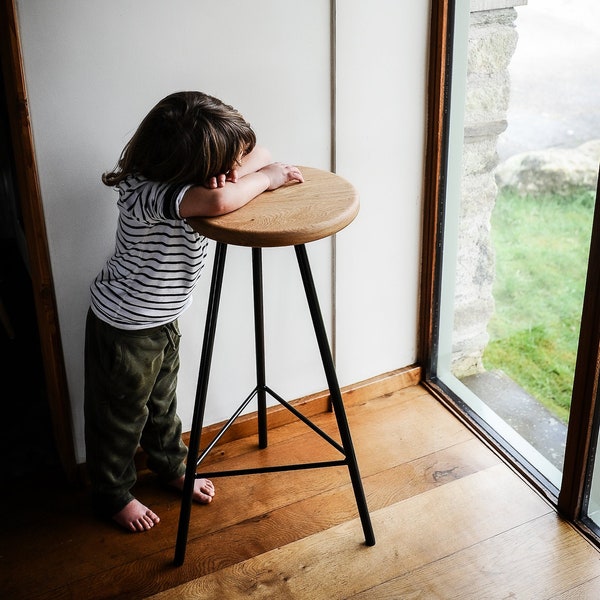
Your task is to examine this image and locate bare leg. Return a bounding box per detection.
[170,476,215,503]
[113,499,160,533]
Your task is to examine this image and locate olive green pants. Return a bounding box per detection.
[84,309,188,518]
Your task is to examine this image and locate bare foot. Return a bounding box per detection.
[170,476,215,504]
[112,499,160,533]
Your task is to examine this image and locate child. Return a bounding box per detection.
[84,91,303,532]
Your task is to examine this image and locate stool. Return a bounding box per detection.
[174,167,375,566]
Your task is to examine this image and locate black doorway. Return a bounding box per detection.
[0,70,60,480]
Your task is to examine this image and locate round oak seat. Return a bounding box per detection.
[187,167,359,247]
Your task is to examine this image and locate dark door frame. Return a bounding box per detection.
[1,0,76,480]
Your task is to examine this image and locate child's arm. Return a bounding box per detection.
[179,161,304,218]
[236,145,273,178]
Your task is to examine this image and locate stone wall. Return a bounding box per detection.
[451,1,524,377]
[495,140,600,196]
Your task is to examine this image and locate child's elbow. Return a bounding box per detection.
[205,188,237,217]
[179,186,234,218]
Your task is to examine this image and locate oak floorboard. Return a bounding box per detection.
[549,577,600,599]
[0,389,491,600]
[7,433,495,599]
[3,385,600,600]
[146,465,554,599]
[350,514,600,599]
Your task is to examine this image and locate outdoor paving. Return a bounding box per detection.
[462,370,566,471]
[498,0,600,160]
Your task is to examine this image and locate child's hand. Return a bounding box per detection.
[206,169,239,189]
[258,163,304,190]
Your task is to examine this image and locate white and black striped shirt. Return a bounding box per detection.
[90,175,209,330]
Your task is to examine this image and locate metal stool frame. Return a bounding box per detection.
[174,241,375,566]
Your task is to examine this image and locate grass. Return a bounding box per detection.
[482,188,595,423]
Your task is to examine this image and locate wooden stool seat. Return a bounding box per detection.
[174,167,375,566]
[187,167,359,247]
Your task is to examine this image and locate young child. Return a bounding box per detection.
[85,91,303,532]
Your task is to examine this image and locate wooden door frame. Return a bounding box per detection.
[1,0,76,481]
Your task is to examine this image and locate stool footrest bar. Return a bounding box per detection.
[197,459,348,479]
[196,386,259,466]
[264,385,345,454]
[194,384,346,471]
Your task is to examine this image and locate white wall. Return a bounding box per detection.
[335,1,426,382]
[16,0,429,463]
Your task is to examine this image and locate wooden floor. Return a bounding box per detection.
[4,384,600,599]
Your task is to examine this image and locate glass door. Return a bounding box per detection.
[432,0,600,494]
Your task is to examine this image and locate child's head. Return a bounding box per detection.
[103,91,256,186]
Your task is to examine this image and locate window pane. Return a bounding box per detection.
[436,0,599,491]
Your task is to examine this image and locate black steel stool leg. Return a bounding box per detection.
[174,242,228,566]
[252,248,268,449]
[294,244,376,546]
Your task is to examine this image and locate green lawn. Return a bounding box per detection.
[482,188,595,423]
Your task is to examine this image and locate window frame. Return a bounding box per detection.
[419,0,600,547]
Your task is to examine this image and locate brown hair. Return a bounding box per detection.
[102,91,256,187]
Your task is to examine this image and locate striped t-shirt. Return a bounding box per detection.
[90,174,209,330]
